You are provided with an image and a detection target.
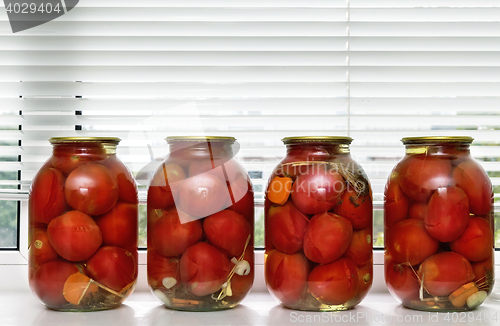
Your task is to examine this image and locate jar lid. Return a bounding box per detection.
[166,136,236,143]
[282,136,353,145]
[401,136,473,145]
[49,137,121,144]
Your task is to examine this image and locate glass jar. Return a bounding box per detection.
[264,136,373,311]
[384,136,494,311]
[28,137,138,311]
[147,136,254,311]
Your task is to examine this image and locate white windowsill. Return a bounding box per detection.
[1,291,500,326]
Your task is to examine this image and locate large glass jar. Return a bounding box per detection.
[28,137,138,311]
[384,136,494,311]
[264,136,373,311]
[147,136,254,311]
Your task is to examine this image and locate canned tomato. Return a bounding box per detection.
[147,136,254,311]
[264,136,373,311]
[384,136,494,311]
[28,137,138,311]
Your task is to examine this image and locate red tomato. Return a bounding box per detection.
[64,163,119,216]
[452,160,493,216]
[303,212,353,264]
[265,250,309,306]
[267,201,308,254]
[51,145,106,175]
[408,201,428,220]
[290,167,345,214]
[384,173,410,229]
[178,173,230,218]
[95,202,138,250]
[450,217,493,262]
[227,248,254,303]
[147,248,180,290]
[308,257,359,305]
[351,262,373,306]
[398,154,451,202]
[29,228,58,273]
[102,158,138,204]
[30,167,66,225]
[471,255,494,286]
[386,219,439,266]
[227,176,254,222]
[31,260,79,308]
[344,227,372,265]
[385,258,420,304]
[203,210,251,258]
[148,163,186,210]
[47,211,102,262]
[333,187,372,230]
[86,246,137,292]
[425,186,469,242]
[149,208,202,257]
[179,242,231,297]
[418,252,475,297]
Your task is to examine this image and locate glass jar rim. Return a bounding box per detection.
[401,136,473,145]
[49,137,121,144]
[166,136,236,143]
[282,136,353,145]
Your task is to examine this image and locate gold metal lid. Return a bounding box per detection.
[49,137,121,144]
[166,136,236,143]
[282,136,353,145]
[401,136,473,145]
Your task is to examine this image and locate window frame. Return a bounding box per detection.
[1,0,500,294]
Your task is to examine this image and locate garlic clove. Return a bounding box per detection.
[226,281,233,297]
[466,290,487,309]
[162,277,177,289]
[234,260,251,276]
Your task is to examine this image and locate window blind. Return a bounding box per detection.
[0,0,499,249]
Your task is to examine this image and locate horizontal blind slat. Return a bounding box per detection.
[0,66,348,82]
[4,114,500,127]
[0,22,349,36]
[0,82,348,97]
[0,98,348,112]
[350,8,500,22]
[2,82,500,97]
[351,0,500,8]
[0,36,347,51]
[0,8,348,22]
[2,52,500,66]
[350,22,500,37]
[3,36,500,52]
[2,66,500,83]
[351,37,500,51]
[1,98,499,112]
[0,51,348,66]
